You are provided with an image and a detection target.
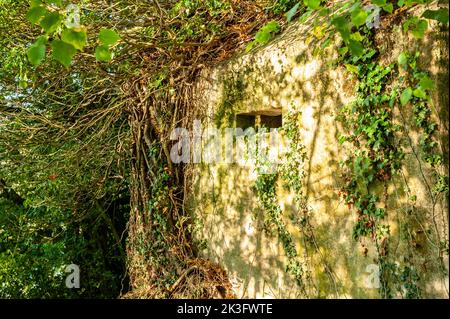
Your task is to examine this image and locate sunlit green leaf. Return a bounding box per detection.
[351,6,368,27]
[26,6,47,24]
[27,37,47,66]
[51,39,77,67]
[419,75,434,91]
[345,64,359,74]
[40,12,62,34]
[413,87,427,99]
[411,19,428,39]
[304,0,321,10]
[99,29,120,46]
[61,28,87,50]
[350,31,364,42]
[95,45,112,62]
[383,3,393,13]
[400,87,412,105]
[397,52,408,66]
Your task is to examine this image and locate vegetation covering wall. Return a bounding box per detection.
[190,4,449,298]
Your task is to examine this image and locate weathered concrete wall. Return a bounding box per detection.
[188,6,449,298]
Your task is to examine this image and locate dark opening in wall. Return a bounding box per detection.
[260,115,282,129]
[235,108,283,130]
[236,114,256,130]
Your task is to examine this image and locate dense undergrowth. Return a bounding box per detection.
[0,0,448,298]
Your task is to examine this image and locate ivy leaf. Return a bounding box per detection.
[413,87,427,99]
[61,28,87,50]
[95,45,112,62]
[411,19,428,39]
[351,6,368,27]
[350,31,364,42]
[261,21,280,33]
[419,75,434,91]
[397,52,408,66]
[254,21,280,44]
[371,0,386,5]
[382,3,393,13]
[98,28,120,46]
[422,9,449,24]
[332,16,350,41]
[255,30,271,43]
[26,6,47,24]
[400,87,412,105]
[40,12,62,34]
[27,37,47,66]
[51,39,77,67]
[348,39,363,56]
[286,3,300,22]
[303,0,321,10]
[345,64,359,74]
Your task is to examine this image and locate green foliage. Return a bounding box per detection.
[246,20,280,52]
[422,8,449,24]
[400,87,412,105]
[51,39,77,67]
[95,45,112,62]
[403,16,428,39]
[0,196,128,298]
[40,11,62,33]
[26,5,47,24]
[98,28,120,46]
[27,36,47,66]
[61,28,87,51]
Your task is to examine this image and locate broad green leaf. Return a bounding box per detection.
[347,39,363,56]
[345,64,359,74]
[27,38,47,66]
[419,75,434,91]
[98,28,120,46]
[255,31,271,43]
[411,19,428,39]
[286,3,300,22]
[26,6,47,24]
[371,0,386,5]
[61,28,87,50]
[413,87,426,99]
[30,0,43,7]
[304,0,321,10]
[382,3,393,13]
[422,9,449,24]
[40,12,62,34]
[51,39,76,67]
[351,6,368,27]
[262,21,280,33]
[397,52,408,66]
[95,45,112,62]
[400,87,412,105]
[332,16,350,41]
[350,31,364,42]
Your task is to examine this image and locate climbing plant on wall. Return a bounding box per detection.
[250,0,448,298]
